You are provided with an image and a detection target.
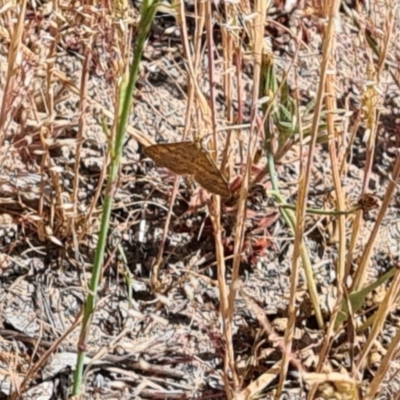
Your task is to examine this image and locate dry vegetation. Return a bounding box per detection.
[1,0,400,399]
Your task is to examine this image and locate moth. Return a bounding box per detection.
[144,141,231,198]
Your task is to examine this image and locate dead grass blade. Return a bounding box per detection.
[0,0,27,148]
[277,1,342,398]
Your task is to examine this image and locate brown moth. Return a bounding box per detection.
[144,141,231,198]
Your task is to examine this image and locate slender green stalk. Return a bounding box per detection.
[72,0,159,394]
[335,265,397,329]
[267,188,324,329]
[260,54,323,329]
[277,203,361,216]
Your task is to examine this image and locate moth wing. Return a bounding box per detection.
[194,150,231,198]
[144,142,198,175]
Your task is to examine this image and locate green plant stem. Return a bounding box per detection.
[259,55,324,329]
[72,0,159,394]
[335,264,397,329]
[277,203,361,216]
[267,187,324,329]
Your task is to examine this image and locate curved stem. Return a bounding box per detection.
[278,203,361,216]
